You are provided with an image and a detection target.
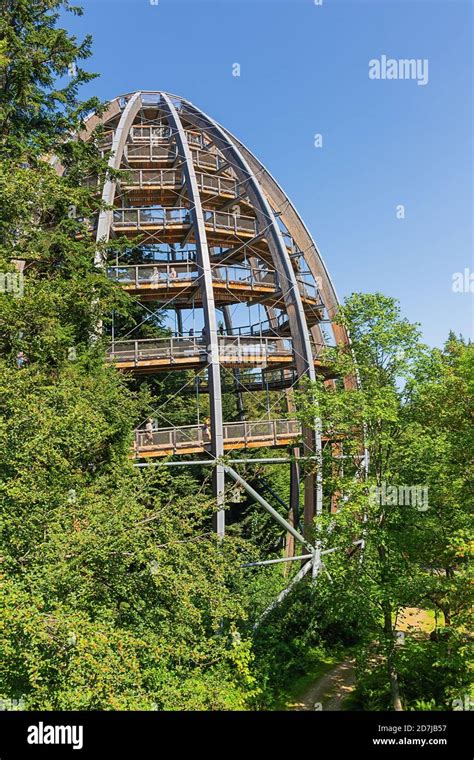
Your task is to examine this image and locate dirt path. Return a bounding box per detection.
[288,659,356,711]
[287,609,432,712]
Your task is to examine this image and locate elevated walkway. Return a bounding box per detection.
[133,418,301,458]
[107,336,335,377]
[107,262,281,306]
[107,262,322,314]
[111,207,257,247]
[120,169,251,211]
[107,335,293,372]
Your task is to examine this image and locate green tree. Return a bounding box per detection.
[0,0,100,160]
[0,0,259,710]
[295,294,472,710]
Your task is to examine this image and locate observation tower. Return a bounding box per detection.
[83,91,353,557]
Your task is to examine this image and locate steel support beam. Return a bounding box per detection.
[256,559,315,626]
[92,93,142,339]
[242,554,312,569]
[181,101,323,531]
[161,93,225,537]
[223,465,314,554]
[95,92,142,258]
[287,453,300,562]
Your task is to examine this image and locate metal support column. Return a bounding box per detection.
[95,92,142,254]
[181,101,323,533]
[161,94,225,536]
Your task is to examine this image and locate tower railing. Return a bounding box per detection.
[125,143,176,162]
[112,207,257,235]
[190,148,228,172]
[130,124,171,142]
[107,335,293,365]
[129,124,203,147]
[103,136,229,173]
[120,169,238,198]
[106,261,277,289]
[121,168,179,188]
[134,418,301,454]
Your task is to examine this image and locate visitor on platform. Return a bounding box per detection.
[16,351,28,369]
[144,418,154,445]
[202,417,211,442]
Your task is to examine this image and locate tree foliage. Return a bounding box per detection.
[295,295,473,710]
[0,0,261,710]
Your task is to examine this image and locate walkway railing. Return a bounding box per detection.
[108,335,293,365]
[113,207,190,227]
[129,124,203,148]
[121,168,180,188]
[190,148,228,172]
[123,141,226,170]
[107,261,276,289]
[107,333,332,366]
[212,265,276,288]
[125,143,176,162]
[120,170,238,199]
[204,209,256,234]
[197,173,238,197]
[232,313,328,343]
[112,207,257,236]
[134,418,301,454]
[108,261,197,285]
[130,124,171,142]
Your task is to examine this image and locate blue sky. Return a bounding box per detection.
[67,0,473,346]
